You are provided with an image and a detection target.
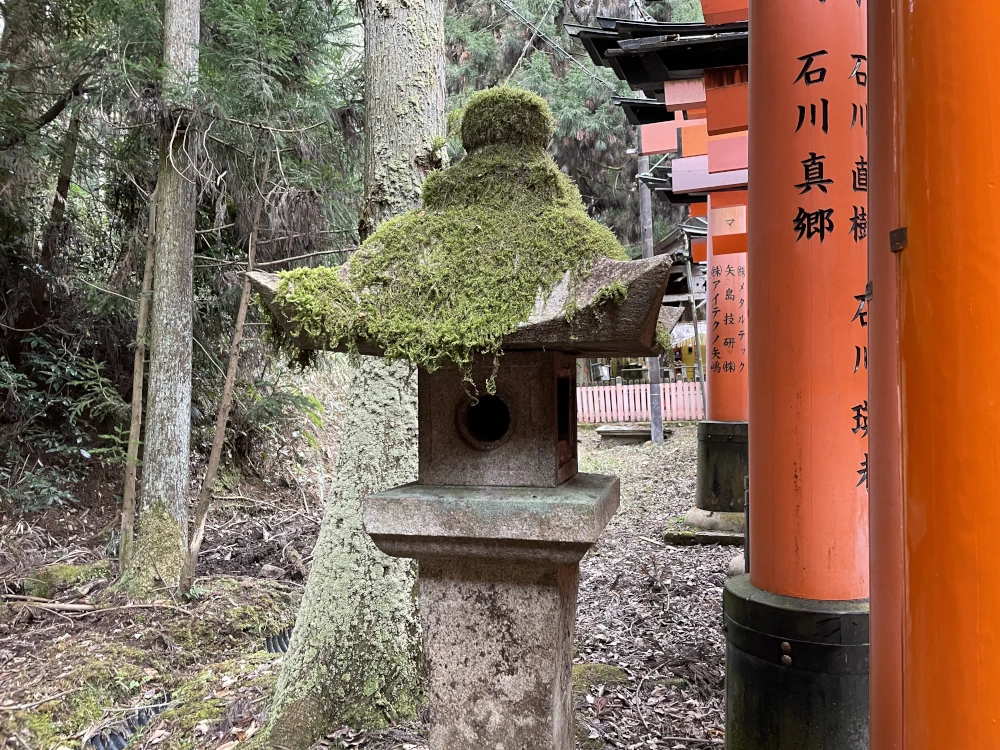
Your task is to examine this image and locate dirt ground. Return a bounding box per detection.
[1,422,734,750]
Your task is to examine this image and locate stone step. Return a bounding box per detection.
[662,529,745,546]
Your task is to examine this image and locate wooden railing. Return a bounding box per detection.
[577,382,705,423]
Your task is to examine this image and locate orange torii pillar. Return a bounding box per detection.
[868,2,1000,748]
[866,0,902,746]
[693,192,749,519]
[724,1,870,747]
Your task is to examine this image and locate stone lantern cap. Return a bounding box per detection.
[248,86,679,371]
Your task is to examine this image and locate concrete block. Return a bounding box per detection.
[364,473,620,564]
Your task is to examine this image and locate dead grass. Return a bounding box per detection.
[2,418,730,750]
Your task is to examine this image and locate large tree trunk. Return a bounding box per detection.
[260,1,446,746]
[118,0,199,597]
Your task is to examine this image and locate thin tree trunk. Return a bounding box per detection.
[118,0,200,597]
[40,109,81,269]
[181,156,270,594]
[120,189,158,571]
[260,1,446,746]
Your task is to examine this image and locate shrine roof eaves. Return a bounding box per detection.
[612,96,675,126]
[567,18,748,96]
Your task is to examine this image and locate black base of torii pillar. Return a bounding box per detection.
[695,419,748,513]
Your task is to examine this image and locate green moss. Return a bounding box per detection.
[117,499,185,598]
[162,578,298,652]
[2,576,298,749]
[421,142,583,209]
[273,267,360,354]
[1,642,151,748]
[16,711,61,748]
[460,86,554,152]
[266,86,628,389]
[23,560,111,599]
[576,718,605,750]
[159,654,281,750]
[655,322,672,353]
[572,663,631,697]
[563,299,579,324]
[593,280,628,307]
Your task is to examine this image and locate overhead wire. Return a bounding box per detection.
[489,0,619,93]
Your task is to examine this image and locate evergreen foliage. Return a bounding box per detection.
[0,0,363,508]
[443,0,696,251]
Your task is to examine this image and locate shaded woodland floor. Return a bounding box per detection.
[1,423,732,749]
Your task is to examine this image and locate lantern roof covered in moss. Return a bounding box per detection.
[250,86,677,370]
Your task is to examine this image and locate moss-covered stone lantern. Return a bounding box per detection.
[251,87,679,750]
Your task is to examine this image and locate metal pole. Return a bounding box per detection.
[638,157,664,443]
[684,254,707,415]
[633,0,663,443]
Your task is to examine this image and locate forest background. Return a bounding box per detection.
[0,0,700,529]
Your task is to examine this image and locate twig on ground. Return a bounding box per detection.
[0,687,81,711]
[637,535,666,546]
[90,603,193,618]
[17,602,95,612]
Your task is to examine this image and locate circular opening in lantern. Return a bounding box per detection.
[457,393,514,450]
[466,395,511,443]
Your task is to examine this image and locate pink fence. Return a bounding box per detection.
[577,382,705,423]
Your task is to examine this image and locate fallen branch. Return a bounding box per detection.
[0,688,82,711]
[13,601,192,617]
[97,603,193,617]
[659,739,723,746]
[18,602,95,612]
[637,535,666,547]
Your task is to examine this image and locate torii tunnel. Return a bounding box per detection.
[575,0,1000,746]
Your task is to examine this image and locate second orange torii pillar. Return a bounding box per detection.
[694,193,749,518]
[724,0,870,747]
[868,1,1000,747]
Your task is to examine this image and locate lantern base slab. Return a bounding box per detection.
[683,506,745,533]
[696,420,748,512]
[363,475,620,750]
[723,575,870,750]
[596,424,671,446]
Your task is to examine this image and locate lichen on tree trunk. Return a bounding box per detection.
[118,0,199,597]
[262,359,423,746]
[259,0,446,744]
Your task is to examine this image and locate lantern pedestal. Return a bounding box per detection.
[695,420,748,513]
[364,474,620,750]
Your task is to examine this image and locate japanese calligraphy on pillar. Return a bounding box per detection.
[789,6,869,492]
[708,261,747,378]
